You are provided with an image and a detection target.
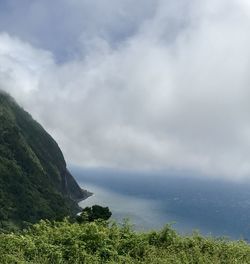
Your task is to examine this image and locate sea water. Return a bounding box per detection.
[71,167,250,241]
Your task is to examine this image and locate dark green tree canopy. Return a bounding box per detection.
[77,205,112,223]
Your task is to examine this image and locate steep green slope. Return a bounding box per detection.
[0,91,88,230]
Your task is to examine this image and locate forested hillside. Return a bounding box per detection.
[0,91,88,230]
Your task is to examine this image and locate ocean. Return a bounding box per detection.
[71,167,250,241]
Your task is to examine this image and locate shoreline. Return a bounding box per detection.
[75,188,94,204]
[76,189,94,214]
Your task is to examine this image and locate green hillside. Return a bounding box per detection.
[0,91,88,230]
[0,219,249,264]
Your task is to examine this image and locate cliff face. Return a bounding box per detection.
[0,91,87,229]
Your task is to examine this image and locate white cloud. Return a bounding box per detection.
[1,0,250,180]
[0,33,53,97]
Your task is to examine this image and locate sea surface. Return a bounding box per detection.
[70,167,250,241]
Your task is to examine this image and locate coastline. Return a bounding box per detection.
[76,188,93,204]
[76,189,94,214]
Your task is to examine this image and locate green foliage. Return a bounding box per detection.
[0,92,86,230]
[0,219,249,264]
[77,205,112,223]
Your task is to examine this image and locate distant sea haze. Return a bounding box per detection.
[71,167,250,241]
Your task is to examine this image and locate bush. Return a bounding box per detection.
[0,218,249,263]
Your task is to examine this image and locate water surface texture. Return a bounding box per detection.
[71,167,250,240]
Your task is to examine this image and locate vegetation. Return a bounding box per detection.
[0,217,249,264]
[77,205,112,223]
[0,91,87,230]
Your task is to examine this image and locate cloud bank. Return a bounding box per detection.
[1,0,250,180]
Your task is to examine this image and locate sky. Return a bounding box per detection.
[0,0,250,180]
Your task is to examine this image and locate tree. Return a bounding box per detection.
[77,205,112,223]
